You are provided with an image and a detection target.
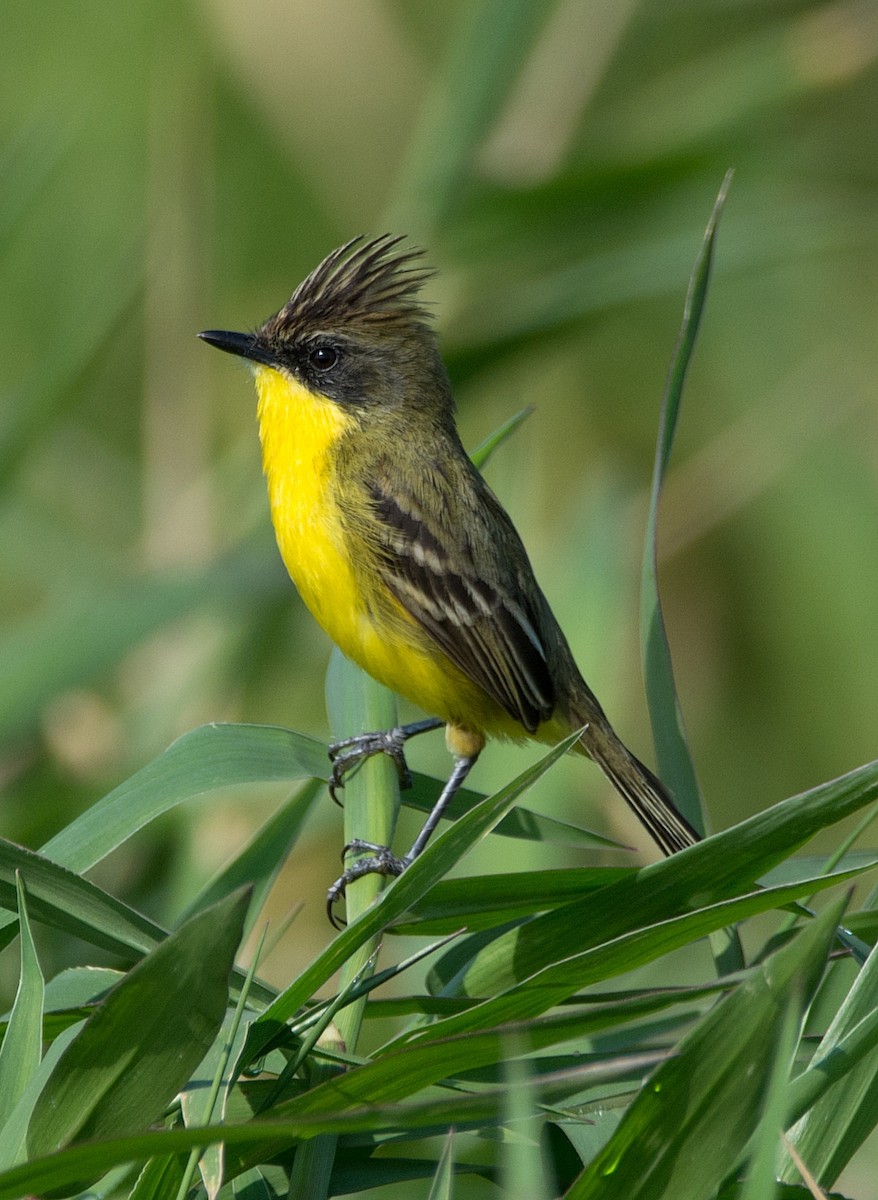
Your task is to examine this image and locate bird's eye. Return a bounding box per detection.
[308,345,339,371]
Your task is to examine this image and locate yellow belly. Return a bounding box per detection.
[255,366,516,735]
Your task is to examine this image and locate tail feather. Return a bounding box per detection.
[583,728,700,855]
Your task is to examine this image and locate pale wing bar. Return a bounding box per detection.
[368,485,555,732]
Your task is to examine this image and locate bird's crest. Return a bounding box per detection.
[264,235,435,338]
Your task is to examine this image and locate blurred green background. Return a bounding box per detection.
[2,0,877,1010]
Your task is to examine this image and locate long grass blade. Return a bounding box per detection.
[641,170,733,832]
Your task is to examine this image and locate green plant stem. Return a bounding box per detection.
[286,650,400,1200]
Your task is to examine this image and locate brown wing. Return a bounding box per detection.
[365,480,555,733]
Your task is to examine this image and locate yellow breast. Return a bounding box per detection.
[253,364,526,740]
[254,365,362,642]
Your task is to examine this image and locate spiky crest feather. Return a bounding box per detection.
[263,235,435,339]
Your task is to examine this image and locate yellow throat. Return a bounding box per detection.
[254,364,358,639]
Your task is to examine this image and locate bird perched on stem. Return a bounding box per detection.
[200,235,699,924]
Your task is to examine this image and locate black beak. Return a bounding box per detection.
[198,329,278,368]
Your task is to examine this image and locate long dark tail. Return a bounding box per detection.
[581,724,700,855]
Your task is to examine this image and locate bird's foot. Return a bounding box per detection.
[327,718,442,804]
[326,840,407,929]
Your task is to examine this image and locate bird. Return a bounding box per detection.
[200,235,699,924]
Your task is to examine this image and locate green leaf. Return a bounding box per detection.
[184,927,267,1200]
[426,1131,455,1200]
[641,171,732,834]
[0,842,276,1009]
[0,1062,637,1200]
[34,967,123,1041]
[129,1154,185,1200]
[0,1023,81,1171]
[779,936,878,1188]
[567,896,846,1199]
[232,1166,286,1200]
[429,757,878,999]
[41,967,123,1011]
[27,888,249,1156]
[272,984,712,1117]
[394,866,636,934]
[0,877,43,1131]
[0,838,169,958]
[39,723,327,873]
[180,1010,250,1200]
[401,866,870,1044]
[469,406,534,470]
[0,724,326,950]
[231,1161,283,1200]
[785,1003,878,1127]
[736,972,802,1200]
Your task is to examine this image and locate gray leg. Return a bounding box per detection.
[326,750,479,928]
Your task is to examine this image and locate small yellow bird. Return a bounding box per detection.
[200,235,698,922]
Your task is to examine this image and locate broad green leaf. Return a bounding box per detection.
[0,838,168,958]
[33,968,123,1042]
[180,1010,250,1200]
[430,758,878,997]
[736,973,801,1200]
[761,852,878,888]
[185,930,267,1200]
[717,1185,850,1200]
[0,724,326,951]
[0,846,273,1013]
[41,966,123,1011]
[567,896,845,1199]
[40,723,328,873]
[0,1062,637,1200]
[329,1149,493,1196]
[395,866,636,934]
[270,984,712,1117]
[232,1166,286,1200]
[27,889,249,1156]
[0,877,43,1130]
[785,1004,878,1127]
[395,867,870,1046]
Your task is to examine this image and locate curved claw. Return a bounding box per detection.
[325,844,407,929]
[326,719,443,807]
[327,728,414,802]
